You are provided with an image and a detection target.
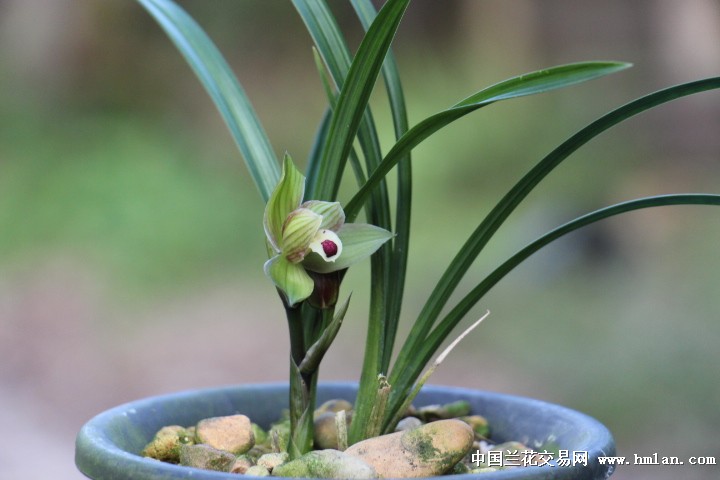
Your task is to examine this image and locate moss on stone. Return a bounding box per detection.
[252,423,269,445]
[402,427,441,462]
[178,444,236,472]
[141,425,192,463]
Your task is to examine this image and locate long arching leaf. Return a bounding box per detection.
[309,0,410,201]
[350,0,412,440]
[345,61,631,219]
[136,0,280,201]
[386,78,720,418]
[394,194,720,412]
[351,0,413,377]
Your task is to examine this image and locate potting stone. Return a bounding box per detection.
[257,452,289,471]
[415,401,470,422]
[394,417,423,432]
[314,411,351,450]
[195,414,254,454]
[246,465,271,476]
[252,423,270,445]
[272,449,377,479]
[141,425,193,463]
[178,444,236,472]
[314,399,353,416]
[344,419,474,477]
[460,415,490,437]
[230,455,255,474]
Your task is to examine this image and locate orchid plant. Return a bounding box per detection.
[136,0,720,460]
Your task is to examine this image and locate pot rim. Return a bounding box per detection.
[76,382,615,480]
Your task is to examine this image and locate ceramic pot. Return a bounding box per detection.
[76,383,615,479]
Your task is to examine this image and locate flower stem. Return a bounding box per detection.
[284,298,315,458]
[283,286,340,458]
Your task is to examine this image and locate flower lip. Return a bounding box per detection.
[309,229,342,262]
[321,239,338,257]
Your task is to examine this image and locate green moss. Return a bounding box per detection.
[178,444,236,472]
[252,423,269,445]
[402,428,441,462]
[141,425,192,463]
[460,415,490,438]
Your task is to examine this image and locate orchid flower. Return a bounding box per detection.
[264,155,393,306]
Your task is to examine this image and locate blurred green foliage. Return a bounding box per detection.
[0,108,266,295]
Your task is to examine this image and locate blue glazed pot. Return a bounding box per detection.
[75,383,615,479]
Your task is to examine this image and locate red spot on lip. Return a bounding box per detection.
[321,240,338,257]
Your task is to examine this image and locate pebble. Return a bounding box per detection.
[257,452,289,471]
[194,414,254,454]
[315,399,353,416]
[230,455,254,474]
[460,415,490,438]
[141,425,193,462]
[344,419,474,477]
[394,417,423,432]
[245,465,270,477]
[178,443,236,472]
[252,423,269,446]
[272,449,377,479]
[416,401,470,422]
[314,411,351,450]
[245,465,271,476]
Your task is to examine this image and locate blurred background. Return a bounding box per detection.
[1,1,719,479]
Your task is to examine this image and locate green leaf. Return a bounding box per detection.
[383,312,488,434]
[351,0,412,378]
[294,1,364,197]
[302,223,393,274]
[299,294,351,374]
[307,0,410,201]
[287,359,313,459]
[345,61,632,219]
[293,0,393,257]
[454,62,631,107]
[135,0,279,202]
[312,46,337,103]
[343,1,413,444]
[292,0,353,93]
[264,255,314,307]
[386,77,720,422]
[264,155,305,251]
[306,108,332,191]
[411,195,720,394]
[362,375,391,440]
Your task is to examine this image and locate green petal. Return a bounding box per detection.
[282,208,322,263]
[303,223,393,273]
[264,154,305,251]
[300,200,346,231]
[264,255,314,307]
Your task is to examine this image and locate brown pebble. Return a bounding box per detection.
[345,419,474,477]
[195,414,254,454]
